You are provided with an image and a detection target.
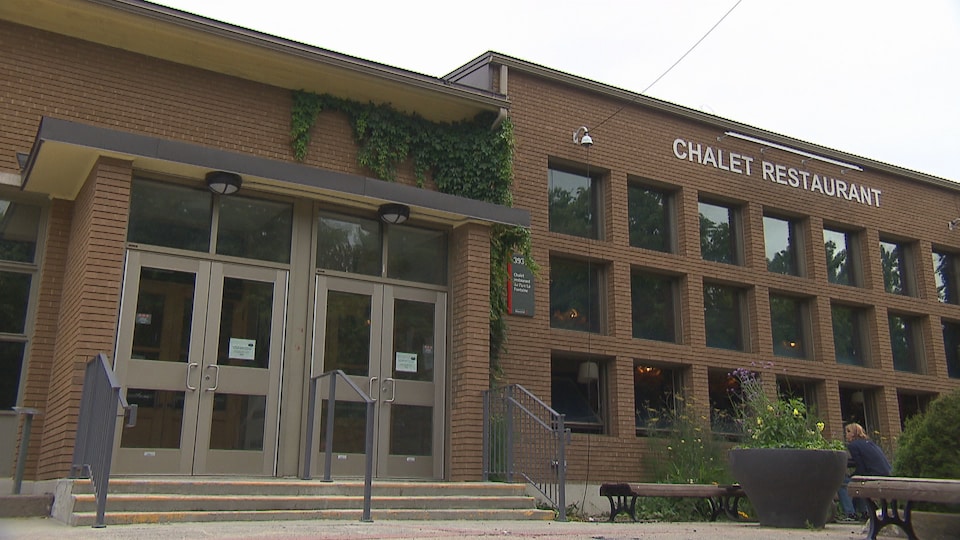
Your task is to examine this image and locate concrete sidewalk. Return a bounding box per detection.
[0,517,870,540]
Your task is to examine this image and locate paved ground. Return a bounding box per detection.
[0,517,873,540]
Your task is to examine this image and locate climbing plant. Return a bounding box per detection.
[291,90,535,376]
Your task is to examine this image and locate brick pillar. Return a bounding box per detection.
[16,198,71,481]
[448,223,491,480]
[36,157,131,479]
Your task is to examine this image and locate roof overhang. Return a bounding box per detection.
[0,0,509,123]
[20,117,529,228]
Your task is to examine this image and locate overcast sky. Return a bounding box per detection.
[153,0,960,181]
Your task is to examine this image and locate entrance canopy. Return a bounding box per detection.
[19,116,530,228]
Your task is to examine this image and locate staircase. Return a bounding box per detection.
[53,478,555,526]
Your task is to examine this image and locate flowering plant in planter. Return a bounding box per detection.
[729,366,844,451]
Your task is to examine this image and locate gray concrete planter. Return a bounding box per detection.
[729,448,847,528]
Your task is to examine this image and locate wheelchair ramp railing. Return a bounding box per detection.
[301,369,374,522]
[70,353,137,528]
[482,384,569,521]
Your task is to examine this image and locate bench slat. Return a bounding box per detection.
[850,476,960,505]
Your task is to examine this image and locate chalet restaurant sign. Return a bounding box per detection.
[672,138,882,208]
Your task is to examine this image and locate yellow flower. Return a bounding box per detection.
[756,417,763,426]
[793,408,800,416]
[816,422,825,432]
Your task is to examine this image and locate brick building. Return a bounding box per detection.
[1,0,958,491]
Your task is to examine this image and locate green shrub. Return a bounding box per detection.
[893,388,960,513]
[894,388,960,479]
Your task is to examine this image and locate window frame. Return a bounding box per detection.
[703,282,748,351]
[932,249,960,304]
[831,303,870,367]
[627,179,676,253]
[551,355,609,435]
[888,312,925,374]
[547,164,603,240]
[698,198,743,266]
[763,213,803,276]
[634,362,685,436]
[823,226,862,287]
[941,318,960,379]
[0,192,46,413]
[879,237,917,297]
[769,293,810,359]
[630,268,680,343]
[549,256,604,334]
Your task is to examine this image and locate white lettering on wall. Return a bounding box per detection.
[672,138,881,208]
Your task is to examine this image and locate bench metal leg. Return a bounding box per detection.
[706,495,745,521]
[605,494,638,522]
[864,498,917,540]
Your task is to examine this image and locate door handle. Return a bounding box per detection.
[368,376,378,401]
[383,377,396,403]
[205,364,220,392]
[186,363,199,391]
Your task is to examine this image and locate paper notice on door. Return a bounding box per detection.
[229,338,256,360]
[395,352,418,373]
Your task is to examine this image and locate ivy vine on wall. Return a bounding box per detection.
[291,90,536,376]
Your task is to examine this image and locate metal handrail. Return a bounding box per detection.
[483,383,569,521]
[69,353,137,528]
[301,369,374,522]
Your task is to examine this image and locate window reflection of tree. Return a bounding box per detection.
[628,185,669,252]
[832,305,863,366]
[550,259,599,333]
[880,240,906,295]
[699,203,734,264]
[824,237,850,285]
[631,271,675,342]
[703,284,741,350]
[770,295,804,358]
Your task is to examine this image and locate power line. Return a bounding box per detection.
[593,0,743,131]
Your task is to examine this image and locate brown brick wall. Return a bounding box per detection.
[499,67,960,482]
[448,223,490,480]
[36,157,131,479]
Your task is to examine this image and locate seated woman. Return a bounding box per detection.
[837,422,892,521]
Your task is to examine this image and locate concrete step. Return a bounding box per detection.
[0,494,54,518]
[71,493,539,512]
[70,508,554,527]
[58,478,553,526]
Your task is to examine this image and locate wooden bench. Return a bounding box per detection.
[849,475,960,540]
[599,482,745,522]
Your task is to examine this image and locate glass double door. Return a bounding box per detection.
[312,276,445,479]
[113,251,287,475]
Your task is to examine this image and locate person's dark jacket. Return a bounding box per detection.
[848,438,892,476]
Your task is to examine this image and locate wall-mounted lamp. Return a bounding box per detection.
[378,203,410,225]
[205,171,242,195]
[573,126,593,147]
[948,218,960,231]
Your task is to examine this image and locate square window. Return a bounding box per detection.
[703,283,746,351]
[824,227,859,286]
[634,363,683,434]
[709,368,742,437]
[932,250,960,304]
[551,356,606,434]
[628,182,673,252]
[387,226,448,285]
[630,269,678,342]
[832,304,868,366]
[699,200,740,265]
[896,392,933,430]
[550,257,602,333]
[889,313,923,373]
[770,294,807,358]
[941,320,960,378]
[548,167,600,239]
[316,211,382,276]
[217,195,293,263]
[839,387,881,436]
[880,239,915,296]
[0,198,41,264]
[128,178,212,252]
[763,215,800,275]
